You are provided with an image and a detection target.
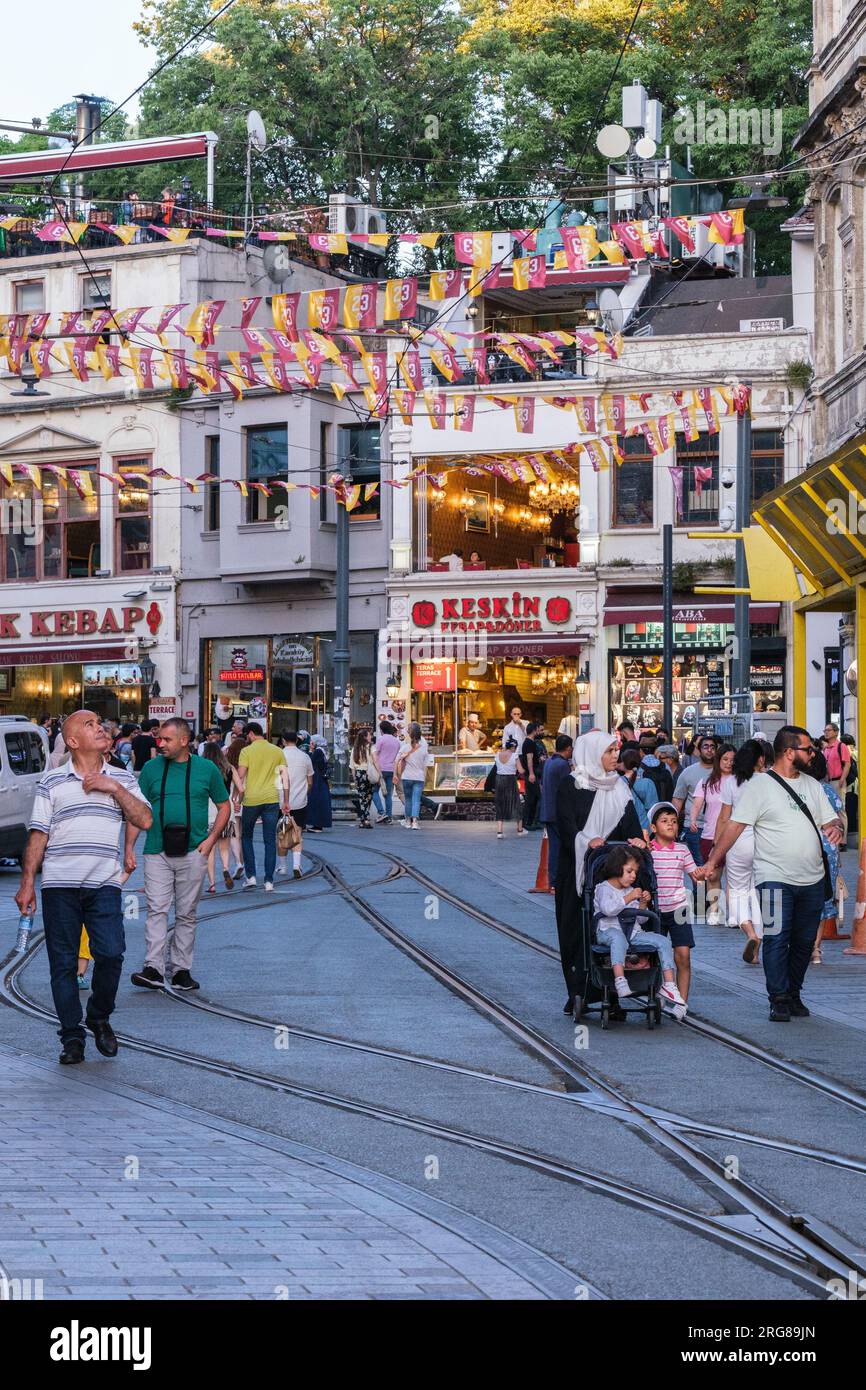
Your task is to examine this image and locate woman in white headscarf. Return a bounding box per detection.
[554,730,645,1016]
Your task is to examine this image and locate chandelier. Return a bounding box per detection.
[529,478,580,513]
[531,661,577,693]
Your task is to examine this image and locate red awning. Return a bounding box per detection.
[0,644,132,667]
[603,594,780,627]
[0,133,216,184]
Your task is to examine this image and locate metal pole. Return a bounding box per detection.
[733,393,752,709]
[332,471,352,794]
[663,523,673,737]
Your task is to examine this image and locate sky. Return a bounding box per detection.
[2,1,152,133]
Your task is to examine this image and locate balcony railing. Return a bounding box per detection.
[431,347,590,388]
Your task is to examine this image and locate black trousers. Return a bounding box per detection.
[522,778,541,829]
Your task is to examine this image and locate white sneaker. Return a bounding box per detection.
[264,881,274,893]
[276,863,287,876]
[244,877,257,890]
[614,976,632,999]
[659,983,686,1009]
[400,819,410,827]
[705,907,723,927]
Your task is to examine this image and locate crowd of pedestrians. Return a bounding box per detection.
[17,703,858,1060]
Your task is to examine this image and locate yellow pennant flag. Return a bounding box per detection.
[343,485,362,512]
[331,381,348,401]
[343,283,377,331]
[107,224,138,245]
[552,249,568,270]
[0,215,20,231]
[159,227,191,244]
[416,232,440,249]
[20,464,41,490]
[429,270,458,301]
[367,233,389,248]
[577,226,600,262]
[0,461,13,486]
[599,240,627,265]
[326,233,348,255]
[512,257,532,292]
[191,350,218,393]
[429,347,459,382]
[364,482,379,503]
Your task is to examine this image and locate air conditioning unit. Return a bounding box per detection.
[328,194,387,250]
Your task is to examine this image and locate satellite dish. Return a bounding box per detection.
[262,242,293,285]
[635,135,658,159]
[246,110,267,151]
[598,288,625,331]
[596,124,631,159]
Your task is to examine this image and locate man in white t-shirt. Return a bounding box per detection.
[706,726,842,1023]
[501,706,526,749]
[280,730,314,879]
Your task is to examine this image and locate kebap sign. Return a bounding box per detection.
[409,588,575,635]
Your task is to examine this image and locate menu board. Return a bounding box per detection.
[706,666,725,710]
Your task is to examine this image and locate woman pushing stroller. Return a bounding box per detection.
[594,845,689,1018]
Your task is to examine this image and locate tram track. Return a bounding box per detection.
[0,934,850,1297]
[4,839,865,1297]
[322,835,866,1118]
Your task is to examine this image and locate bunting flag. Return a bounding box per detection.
[577,225,601,263]
[601,393,626,435]
[454,231,493,269]
[560,226,586,272]
[657,412,676,452]
[512,253,547,291]
[669,465,685,517]
[308,232,348,256]
[165,347,193,390]
[149,226,191,243]
[695,387,720,433]
[240,297,262,330]
[423,390,447,429]
[664,216,696,253]
[693,465,713,496]
[183,300,224,348]
[362,385,389,419]
[466,346,489,384]
[383,277,418,321]
[429,344,462,382]
[30,339,54,378]
[429,268,463,301]
[575,396,596,433]
[706,210,745,247]
[205,226,245,239]
[514,397,535,434]
[599,239,627,266]
[583,439,608,472]
[343,283,378,331]
[104,224,138,245]
[397,350,424,392]
[154,303,187,336]
[393,389,416,424]
[363,351,388,396]
[613,222,646,261]
[308,288,341,332]
[0,461,13,485]
[271,292,300,340]
[454,395,475,431]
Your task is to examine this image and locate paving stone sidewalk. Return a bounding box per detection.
[0,1046,571,1301]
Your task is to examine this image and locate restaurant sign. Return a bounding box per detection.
[412,661,456,692]
[0,603,161,641]
[410,589,573,635]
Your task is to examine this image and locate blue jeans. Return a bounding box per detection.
[42,885,124,1045]
[681,827,703,865]
[372,770,394,819]
[596,923,675,973]
[402,779,423,819]
[757,878,825,1002]
[241,802,280,883]
[545,823,561,886]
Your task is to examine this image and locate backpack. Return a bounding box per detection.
[642,761,673,803]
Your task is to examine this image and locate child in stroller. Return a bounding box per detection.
[594,845,688,1018]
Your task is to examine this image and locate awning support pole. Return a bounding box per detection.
[856,583,866,758]
[792,608,806,728]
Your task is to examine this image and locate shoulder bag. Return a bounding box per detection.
[160,757,192,858]
[765,770,833,898]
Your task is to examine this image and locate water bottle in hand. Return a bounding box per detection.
[15,913,34,954]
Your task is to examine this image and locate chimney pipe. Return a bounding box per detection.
[72,94,102,200]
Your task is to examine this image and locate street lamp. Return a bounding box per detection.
[139,654,155,692]
[386,667,402,700]
[10,357,50,398]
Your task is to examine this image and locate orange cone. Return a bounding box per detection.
[843,839,866,955]
[529,831,551,893]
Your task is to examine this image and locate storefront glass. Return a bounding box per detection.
[0,661,146,722]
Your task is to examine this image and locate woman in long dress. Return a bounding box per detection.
[715,739,766,963]
[805,749,844,964]
[306,734,332,831]
[554,730,645,1015]
[494,737,524,837]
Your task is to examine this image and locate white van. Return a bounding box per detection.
[0,717,49,860]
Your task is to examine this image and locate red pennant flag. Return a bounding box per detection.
[693,465,713,496]
[342,283,378,331]
[514,397,536,434]
[31,339,54,378]
[363,352,388,394]
[241,296,262,329]
[576,397,596,433]
[59,310,91,337]
[454,395,476,432]
[339,354,360,388]
[664,216,695,253]
[398,350,424,392]
[154,303,188,336]
[510,228,537,252]
[272,292,301,340]
[613,222,646,260]
[560,227,586,272]
[649,228,669,259]
[383,276,418,321]
[309,288,340,332]
[467,346,489,384]
[267,329,298,358]
[242,328,272,354]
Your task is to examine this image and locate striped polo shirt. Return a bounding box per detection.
[650,838,697,913]
[29,760,149,889]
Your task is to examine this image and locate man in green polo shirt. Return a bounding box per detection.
[128,718,230,992]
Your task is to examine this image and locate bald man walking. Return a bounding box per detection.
[16,710,152,1065]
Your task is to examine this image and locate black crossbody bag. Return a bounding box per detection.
[160,757,192,858]
[765,770,833,898]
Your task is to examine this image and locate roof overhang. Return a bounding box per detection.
[752,429,866,601]
[0,132,218,184]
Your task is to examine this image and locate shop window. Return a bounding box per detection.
[677,433,719,525]
[246,424,288,522]
[205,436,220,532]
[1,464,99,581]
[4,730,46,775]
[114,458,151,572]
[339,424,381,521]
[612,435,654,527]
[14,280,44,313]
[751,429,784,504]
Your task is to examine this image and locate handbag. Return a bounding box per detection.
[765,770,833,898]
[483,764,497,794]
[277,814,301,854]
[160,757,192,858]
[365,756,381,785]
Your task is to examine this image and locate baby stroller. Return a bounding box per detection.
[576,842,665,1030]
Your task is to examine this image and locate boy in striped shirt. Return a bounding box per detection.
[649,802,705,1007]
